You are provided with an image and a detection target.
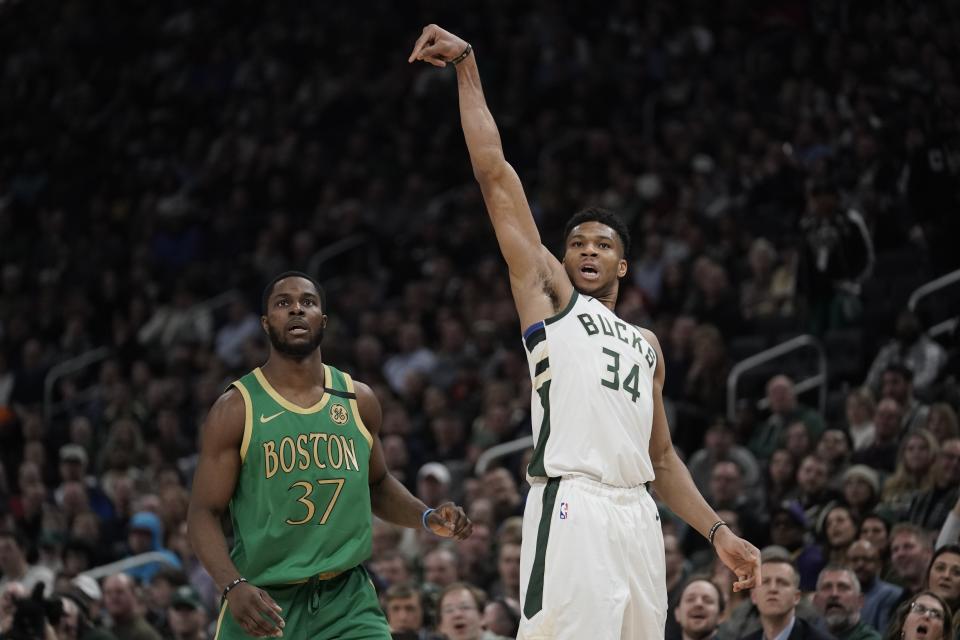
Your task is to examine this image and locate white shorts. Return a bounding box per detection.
[517,475,667,640]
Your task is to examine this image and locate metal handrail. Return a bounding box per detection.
[908,268,960,338]
[80,551,179,580]
[726,335,827,422]
[475,435,534,476]
[43,346,112,424]
[306,234,369,277]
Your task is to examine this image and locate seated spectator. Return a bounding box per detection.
[489,540,521,602]
[884,591,954,640]
[102,573,162,640]
[812,564,881,639]
[768,502,825,592]
[674,577,723,640]
[842,466,881,522]
[748,376,825,462]
[481,598,520,639]
[818,503,859,566]
[925,403,959,443]
[416,463,452,509]
[436,582,510,640]
[860,514,893,564]
[705,461,766,548]
[55,444,114,522]
[681,324,729,434]
[815,428,852,486]
[845,387,877,451]
[864,310,947,397]
[880,364,929,433]
[765,449,798,513]
[687,420,762,502]
[881,429,938,520]
[385,583,437,640]
[121,511,182,584]
[0,530,53,597]
[795,455,839,526]
[847,539,902,634]
[785,421,815,464]
[423,546,459,588]
[890,524,935,598]
[167,586,207,640]
[740,237,796,322]
[371,550,414,590]
[925,545,960,623]
[743,558,832,639]
[907,438,960,532]
[144,566,186,638]
[852,399,903,473]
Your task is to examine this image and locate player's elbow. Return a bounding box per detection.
[470,152,508,184]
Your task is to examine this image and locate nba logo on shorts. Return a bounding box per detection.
[559,502,568,520]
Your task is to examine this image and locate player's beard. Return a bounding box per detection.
[267,323,324,358]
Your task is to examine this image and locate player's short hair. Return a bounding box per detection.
[562,207,632,258]
[882,362,913,382]
[261,271,326,314]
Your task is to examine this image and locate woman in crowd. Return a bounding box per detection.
[881,429,938,519]
[882,591,953,640]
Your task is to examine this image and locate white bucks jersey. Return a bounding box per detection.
[523,292,657,486]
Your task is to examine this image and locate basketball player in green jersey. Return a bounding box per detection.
[409,25,760,640]
[188,272,472,639]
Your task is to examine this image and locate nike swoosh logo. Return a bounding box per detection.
[260,411,286,424]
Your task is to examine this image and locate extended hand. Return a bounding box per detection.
[713,527,761,592]
[428,501,474,540]
[226,582,285,637]
[408,24,470,68]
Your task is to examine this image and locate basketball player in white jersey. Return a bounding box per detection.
[410,25,761,640]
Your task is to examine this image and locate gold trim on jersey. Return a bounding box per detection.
[342,373,374,448]
[253,365,333,414]
[231,381,254,462]
[284,569,344,585]
[213,600,229,639]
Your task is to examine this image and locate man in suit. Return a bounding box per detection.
[745,558,832,640]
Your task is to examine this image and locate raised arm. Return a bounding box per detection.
[357,380,472,540]
[186,390,284,637]
[643,329,761,592]
[409,25,571,328]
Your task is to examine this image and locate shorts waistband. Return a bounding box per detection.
[530,474,650,503]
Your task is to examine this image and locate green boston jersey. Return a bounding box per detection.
[228,364,373,586]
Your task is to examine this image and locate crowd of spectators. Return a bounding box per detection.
[1,0,960,638]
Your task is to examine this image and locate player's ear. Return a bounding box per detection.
[261,315,269,334]
[617,258,628,278]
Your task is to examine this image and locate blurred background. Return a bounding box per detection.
[1,1,959,639]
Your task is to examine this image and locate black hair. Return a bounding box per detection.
[882,362,913,382]
[562,207,632,258]
[261,271,326,314]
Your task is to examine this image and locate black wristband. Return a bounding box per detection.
[222,577,248,602]
[449,43,472,66]
[708,520,728,546]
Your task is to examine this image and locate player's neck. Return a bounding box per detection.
[262,350,325,389]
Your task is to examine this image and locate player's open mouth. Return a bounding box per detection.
[579,265,599,280]
[916,623,929,636]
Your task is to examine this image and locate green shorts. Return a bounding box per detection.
[214,565,390,639]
